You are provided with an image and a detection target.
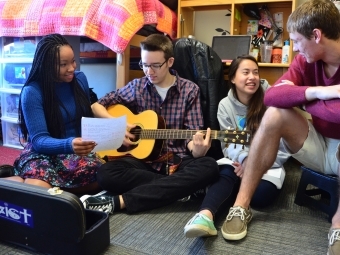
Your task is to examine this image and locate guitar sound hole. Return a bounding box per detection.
[116,126,141,153]
[130,126,141,142]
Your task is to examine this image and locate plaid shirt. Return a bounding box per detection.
[98,70,204,171]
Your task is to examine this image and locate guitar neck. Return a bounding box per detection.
[133,129,251,145]
[137,129,216,139]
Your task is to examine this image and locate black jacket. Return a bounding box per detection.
[172,38,227,159]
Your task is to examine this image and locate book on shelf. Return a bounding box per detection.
[216,157,285,189]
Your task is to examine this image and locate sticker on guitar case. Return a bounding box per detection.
[0,200,33,228]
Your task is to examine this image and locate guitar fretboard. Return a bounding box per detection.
[130,129,251,144]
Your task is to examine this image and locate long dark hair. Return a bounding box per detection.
[227,55,266,134]
[19,34,93,141]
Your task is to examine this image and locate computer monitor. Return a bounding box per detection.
[212,35,252,62]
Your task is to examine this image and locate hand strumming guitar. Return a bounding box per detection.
[123,123,136,147]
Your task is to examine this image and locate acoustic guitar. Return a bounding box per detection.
[96,104,252,160]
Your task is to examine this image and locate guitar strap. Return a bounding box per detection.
[146,152,182,175]
[103,152,182,175]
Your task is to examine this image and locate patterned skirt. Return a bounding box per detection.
[13,143,105,188]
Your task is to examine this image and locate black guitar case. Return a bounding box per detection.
[0,179,110,255]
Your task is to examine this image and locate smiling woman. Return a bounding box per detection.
[1,34,105,194]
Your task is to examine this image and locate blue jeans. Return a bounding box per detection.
[199,164,280,217]
[97,156,219,214]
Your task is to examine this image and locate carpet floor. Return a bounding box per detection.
[0,158,333,255]
[0,145,21,165]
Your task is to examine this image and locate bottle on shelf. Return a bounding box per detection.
[251,46,259,61]
[281,40,290,64]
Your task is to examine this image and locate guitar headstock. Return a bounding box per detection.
[216,129,252,145]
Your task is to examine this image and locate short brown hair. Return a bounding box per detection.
[287,0,340,40]
[140,34,174,60]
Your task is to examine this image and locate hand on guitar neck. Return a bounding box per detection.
[187,128,212,158]
[96,104,252,160]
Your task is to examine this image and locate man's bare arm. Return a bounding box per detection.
[305,85,340,101]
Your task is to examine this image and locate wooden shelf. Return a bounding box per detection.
[178,0,296,84]
[225,62,290,68]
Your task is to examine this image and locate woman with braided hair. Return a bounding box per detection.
[5,34,104,194]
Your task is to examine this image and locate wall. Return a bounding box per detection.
[80,63,116,98]
[194,9,231,47]
[65,36,116,98]
[64,36,80,70]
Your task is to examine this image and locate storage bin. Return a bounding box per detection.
[1,62,31,89]
[1,120,25,149]
[0,37,38,147]
[1,93,19,118]
[2,37,37,58]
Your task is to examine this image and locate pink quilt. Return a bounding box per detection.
[0,0,177,53]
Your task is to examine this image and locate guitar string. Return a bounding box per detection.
[127,129,250,144]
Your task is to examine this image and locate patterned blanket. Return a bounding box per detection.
[0,0,177,53]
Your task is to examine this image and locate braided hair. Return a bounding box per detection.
[18,34,93,141]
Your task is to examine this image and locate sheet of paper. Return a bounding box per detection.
[81,116,126,151]
[262,167,285,189]
[216,157,235,168]
[265,168,282,179]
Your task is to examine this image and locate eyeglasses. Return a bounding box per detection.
[139,60,167,71]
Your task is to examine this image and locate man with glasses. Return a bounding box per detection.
[81,34,219,214]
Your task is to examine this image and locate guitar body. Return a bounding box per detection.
[97,104,165,160]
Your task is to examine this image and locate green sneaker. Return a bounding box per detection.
[184,213,217,238]
[221,206,252,240]
[328,228,340,255]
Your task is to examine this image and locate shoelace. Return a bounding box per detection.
[329,229,340,245]
[226,207,246,221]
[89,204,113,213]
[185,213,207,226]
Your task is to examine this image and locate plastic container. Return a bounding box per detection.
[252,48,259,61]
[1,120,25,149]
[2,37,37,58]
[1,93,20,118]
[1,63,31,89]
[260,40,273,63]
[281,40,290,64]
